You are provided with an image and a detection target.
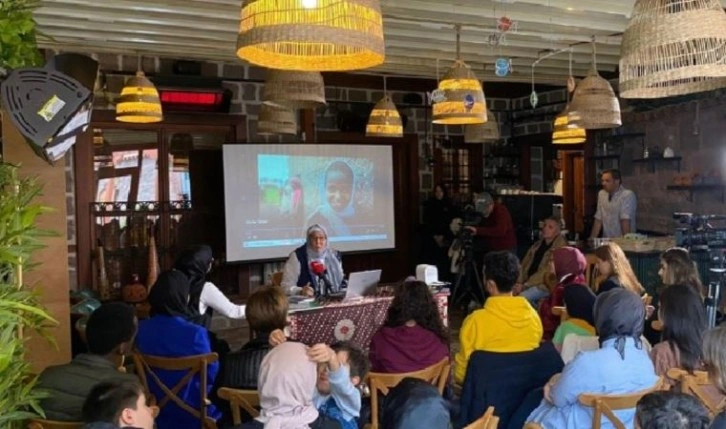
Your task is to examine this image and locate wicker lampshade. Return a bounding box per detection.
[236,0,385,71]
[620,0,726,99]
[464,110,499,143]
[258,104,297,135]
[116,71,163,123]
[569,68,621,129]
[366,96,403,138]
[432,60,487,125]
[552,105,587,144]
[263,70,326,109]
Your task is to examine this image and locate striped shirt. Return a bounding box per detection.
[595,186,637,238]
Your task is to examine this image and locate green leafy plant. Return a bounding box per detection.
[0,162,58,428]
[0,0,44,73]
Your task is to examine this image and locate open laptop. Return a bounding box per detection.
[345,269,382,300]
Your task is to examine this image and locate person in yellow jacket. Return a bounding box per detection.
[454,251,544,384]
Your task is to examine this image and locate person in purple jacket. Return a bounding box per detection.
[369,280,450,373]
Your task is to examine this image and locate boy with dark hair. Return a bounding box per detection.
[635,391,710,429]
[453,251,543,383]
[308,341,368,429]
[81,380,155,429]
[39,302,139,421]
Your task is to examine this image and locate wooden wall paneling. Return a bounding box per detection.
[74,124,94,289]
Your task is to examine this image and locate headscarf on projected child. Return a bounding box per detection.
[307,160,357,236]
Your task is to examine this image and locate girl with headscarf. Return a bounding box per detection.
[135,270,221,429]
[306,160,356,237]
[241,342,338,429]
[526,289,659,429]
[552,284,597,352]
[173,244,246,328]
[281,224,345,297]
[538,246,588,341]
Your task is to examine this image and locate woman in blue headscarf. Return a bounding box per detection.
[281,224,346,297]
[306,160,356,237]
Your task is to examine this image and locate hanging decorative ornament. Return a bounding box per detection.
[463,94,475,111]
[530,90,538,108]
[567,76,576,93]
[488,33,502,46]
[495,58,512,77]
[497,16,514,32]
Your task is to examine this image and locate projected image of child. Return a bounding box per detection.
[279,175,304,223]
[307,160,356,236]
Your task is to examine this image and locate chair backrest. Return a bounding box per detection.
[463,406,499,429]
[27,420,82,429]
[578,377,666,429]
[585,254,603,292]
[271,271,283,287]
[552,306,569,322]
[132,351,219,429]
[217,387,260,425]
[367,358,450,429]
[667,368,726,417]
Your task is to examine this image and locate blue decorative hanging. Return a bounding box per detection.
[495,58,511,77]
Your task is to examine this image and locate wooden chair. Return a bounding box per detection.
[27,421,82,429]
[132,352,219,429]
[578,378,667,429]
[667,368,726,417]
[271,271,283,287]
[367,358,450,429]
[217,387,260,425]
[463,406,499,429]
[585,254,604,292]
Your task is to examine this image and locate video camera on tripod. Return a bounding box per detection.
[457,204,485,246]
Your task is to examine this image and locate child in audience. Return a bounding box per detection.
[552,284,597,352]
[309,342,368,429]
[635,391,709,429]
[595,242,645,295]
[81,380,155,429]
[539,246,588,341]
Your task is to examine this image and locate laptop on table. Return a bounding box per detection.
[344,269,382,300]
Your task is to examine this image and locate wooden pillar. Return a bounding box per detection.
[2,113,71,371]
[300,109,316,143]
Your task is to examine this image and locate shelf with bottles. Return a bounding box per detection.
[632,156,682,173]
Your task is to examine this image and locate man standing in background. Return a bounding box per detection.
[590,169,637,239]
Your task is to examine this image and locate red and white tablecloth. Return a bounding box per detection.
[288,293,448,350]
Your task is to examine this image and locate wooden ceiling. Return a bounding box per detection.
[34,0,726,85]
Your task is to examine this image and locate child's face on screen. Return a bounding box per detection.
[326,169,352,211]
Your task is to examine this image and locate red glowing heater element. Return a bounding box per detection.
[157,89,231,113]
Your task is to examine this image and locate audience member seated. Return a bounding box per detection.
[516,216,567,307]
[635,391,710,429]
[650,284,707,382]
[421,183,456,282]
[454,251,543,384]
[552,284,597,352]
[526,289,659,428]
[311,342,368,429]
[380,377,450,429]
[369,280,449,374]
[174,244,247,328]
[282,224,345,297]
[539,247,588,341]
[242,342,339,429]
[81,380,155,429]
[459,342,564,429]
[39,302,138,421]
[135,270,221,428]
[701,326,726,429]
[594,242,645,295]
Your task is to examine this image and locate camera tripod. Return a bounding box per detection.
[705,249,726,328]
[451,243,486,312]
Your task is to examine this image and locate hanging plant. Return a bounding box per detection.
[0,0,44,75]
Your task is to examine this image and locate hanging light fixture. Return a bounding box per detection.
[236,0,385,72]
[257,104,297,135]
[620,0,726,99]
[464,110,499,143]
[366,76,403,138]
[116,57,163,123]
[432,25,487,125]
[553,51,587,144]
[570,38,621,129]
[263,70,326,109]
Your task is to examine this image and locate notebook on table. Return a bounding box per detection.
[345,269,382,300]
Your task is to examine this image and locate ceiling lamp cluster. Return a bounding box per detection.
[366,76,403,138]
[432,25,487,125]
[236,0,385,72]
[464,110,500,143]
[620,0,726,98]
[116,57,163,124]
[570,40,621,129]
[258,103,297,135]
[263,70,326,109]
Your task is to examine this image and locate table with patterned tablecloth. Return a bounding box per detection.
[288,292,449,350]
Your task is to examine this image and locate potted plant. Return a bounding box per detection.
[0,0,43,76]
[0,162,58,428]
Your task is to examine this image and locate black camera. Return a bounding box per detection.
[673,212,726,248]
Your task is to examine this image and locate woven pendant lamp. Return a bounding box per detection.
[237,0,385,72]
[258,104,297,135]
[366,96,403,138]
[464,110,499,143]
[620,0,726,99]
[570,41,621,129]
[116,71,163,123]
[552,105,587,144]
[432,25,487,125]
[263,70,326,109]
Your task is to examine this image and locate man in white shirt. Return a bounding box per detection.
[590,169,637,239]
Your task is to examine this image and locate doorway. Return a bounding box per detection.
[561,150,586,236]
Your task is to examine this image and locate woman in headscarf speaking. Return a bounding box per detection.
[526,288,659,429]
[281,224,345,297]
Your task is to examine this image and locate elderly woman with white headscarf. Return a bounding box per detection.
[281,224,345,297]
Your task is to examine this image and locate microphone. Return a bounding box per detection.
[310,260,335,296]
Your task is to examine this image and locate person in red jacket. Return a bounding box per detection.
[464,192,517,255]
